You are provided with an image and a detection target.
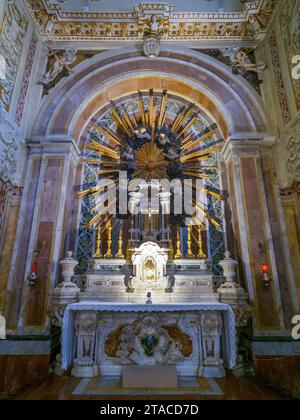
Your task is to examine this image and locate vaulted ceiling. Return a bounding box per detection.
[24,0,281,42]
[41,0,246,13]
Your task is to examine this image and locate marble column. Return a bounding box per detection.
[223,139,298,336]
[5,139,80,334]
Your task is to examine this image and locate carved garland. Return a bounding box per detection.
[24,0,280,42]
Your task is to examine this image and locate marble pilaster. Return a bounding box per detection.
[223,138,296,336]
[5,139,80,335]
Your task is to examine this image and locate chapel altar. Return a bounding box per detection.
[48,89,251,382]
[50,241,249,380]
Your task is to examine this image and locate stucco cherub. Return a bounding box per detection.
[40,48,77,86]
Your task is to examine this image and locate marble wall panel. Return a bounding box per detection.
[240,156,279,330]
[262,158,293,325]
[6,159,41,329]
[0,199,20,313]
[24,158,64,327]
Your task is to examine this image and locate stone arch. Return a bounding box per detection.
[32,46,272,143]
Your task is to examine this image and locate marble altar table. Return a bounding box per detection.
[61,302,237,378]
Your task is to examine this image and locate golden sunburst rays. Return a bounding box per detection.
[139,91,147,126]
[78,89,225,231]
[83,197,117,230]
[135,142,168,180]
[192,184,225,201]
[93,124,122,147]
[81,158,119,166]
[181,126,217,151]
[191,201,221,229]
[171,103,195,134]
[86,140,120,160]
[180,145,223,163]
[183,171,210,180]
[157,89,167,127]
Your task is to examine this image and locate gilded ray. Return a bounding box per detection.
[93,125,122,147]
[86,141,120,159]
[81,159,120,166]
[183,171,210,179]
[96,169,121,175]
[138,91,146,125]
[181,129,217,151]
[172,105,195,134]
[176,116,197,139]
[193,203,221,229]
[157,90,167,127]
[84,200,116,229]
[122,111,135,133]
[180,145,223,163]
[191,184,224,201]
[77,185,101,198]
[111,107,131,137]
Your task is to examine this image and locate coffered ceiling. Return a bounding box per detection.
[24,0,281,42]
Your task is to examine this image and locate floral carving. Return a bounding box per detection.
[287,120,300,185]
[105,315,187,366]
[0,129,19,182]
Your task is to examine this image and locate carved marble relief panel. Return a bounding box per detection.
[287,119,300,185]
[280,0,300,111]
[0,1,28,113]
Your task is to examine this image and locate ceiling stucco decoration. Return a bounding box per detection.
[24,0,280,42]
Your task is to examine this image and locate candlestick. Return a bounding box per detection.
[187,225,194,258]
[104,220,113,259]
[197,225,207,259]
[116,221,124,259]
[93,225,102,258]
[174,227,183,259]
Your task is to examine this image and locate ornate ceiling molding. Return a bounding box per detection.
[24,0,280,42]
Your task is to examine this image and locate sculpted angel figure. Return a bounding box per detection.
[133,126,151,147]
[235,51,265,74]
[223,48,266,74]
[156,132,171,149]
[120,144,136,179]
[40,49,77,86]
[290,0,300,47]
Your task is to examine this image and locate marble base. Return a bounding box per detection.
[202,366,225,378]
[80,257,218,304]
[72,364,98,378]
[122,366,178,388]
[231,363,245,378]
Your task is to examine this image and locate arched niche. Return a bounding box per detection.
[32,46,272,144]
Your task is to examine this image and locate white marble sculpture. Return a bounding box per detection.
[129,241,169,293]
[222,48,266,74]
[115,315,184,366]
[40,48,77,86]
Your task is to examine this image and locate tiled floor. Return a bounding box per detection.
[9,373,284,400]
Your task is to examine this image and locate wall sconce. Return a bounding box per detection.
[29,250,39,287]
[262,263,272,288]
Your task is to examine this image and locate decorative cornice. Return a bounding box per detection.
[24,0,280,42]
